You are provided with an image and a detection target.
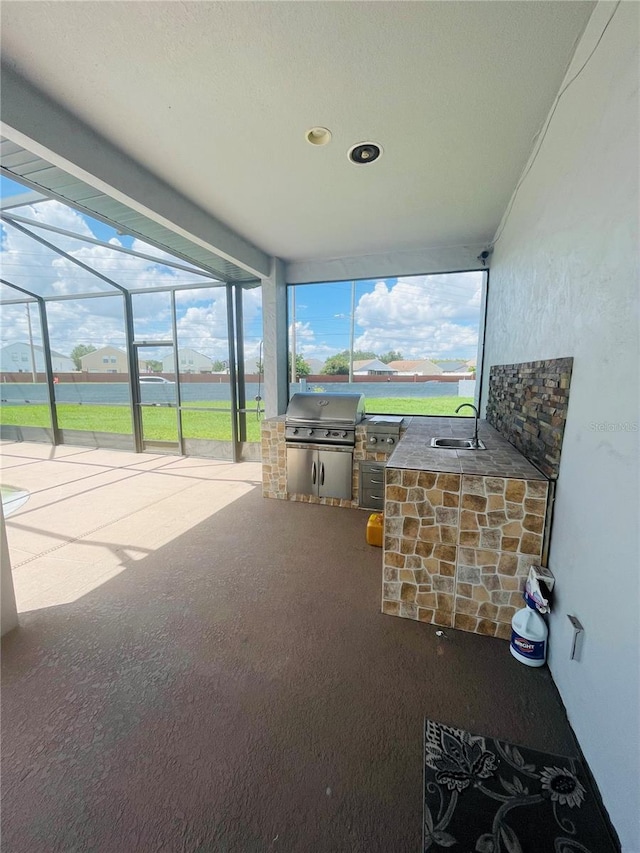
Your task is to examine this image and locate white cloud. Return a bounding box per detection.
[353,273,482,359]
[289,320,315,342]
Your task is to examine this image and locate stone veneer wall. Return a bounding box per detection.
[261,418,391,507]
[382,470,548,639]
[485,357,573,479]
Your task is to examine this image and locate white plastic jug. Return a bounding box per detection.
[510,604,548,667]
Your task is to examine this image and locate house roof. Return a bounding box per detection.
[1,342,71,360]
[437,361,469,373]
[80,346,125,358]
[387,360,443,374]
[0,3,595,274]
[352,359,395,373]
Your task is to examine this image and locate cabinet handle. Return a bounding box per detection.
[370,478,384,484]
[312,460,317,485]
[371,493,382,499]
[320,462,325,486]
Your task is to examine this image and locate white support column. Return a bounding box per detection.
[1,503,19,636]
[262,258,288,418]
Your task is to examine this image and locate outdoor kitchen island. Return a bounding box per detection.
[382,416,549,640]
[261,412,549,641]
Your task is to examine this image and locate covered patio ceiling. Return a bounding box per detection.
[0,1,596,276]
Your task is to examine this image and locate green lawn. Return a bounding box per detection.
[366,396,473,415]
[0,402,263,442]
[0,397,472,442]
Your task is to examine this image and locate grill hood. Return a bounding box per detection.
[286,393,365,425]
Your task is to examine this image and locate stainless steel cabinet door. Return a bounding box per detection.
[286,447,317,495]
[318,450,353,500]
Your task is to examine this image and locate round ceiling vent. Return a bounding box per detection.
[305,127,332,146]
[348,142,383,164]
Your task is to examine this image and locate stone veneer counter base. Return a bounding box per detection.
[382,417,548,639]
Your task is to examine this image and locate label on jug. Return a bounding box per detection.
[511,630,545,660]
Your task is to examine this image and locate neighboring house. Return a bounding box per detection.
[81,346,128,374]
[0,342,74,373]
[162,348,213,374]
[387,359,443,375]
[352,358,396,376]
[435,360,471,374]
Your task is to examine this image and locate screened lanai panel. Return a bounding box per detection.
[0,282,29,302]
[287,272,484,416]
[46,296,134,450]
[132,291,173,340]
[0,219,112,297]
[0,300,53,439]
[0,166,263,461]
[175,287,234,458]
[13,220,218,293]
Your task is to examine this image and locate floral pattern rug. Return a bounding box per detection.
[423,719,619,852]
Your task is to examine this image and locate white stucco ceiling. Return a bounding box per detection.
[0,1,594,264]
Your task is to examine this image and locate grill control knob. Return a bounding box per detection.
[292,428,299,435]
[307,429,314,436]
[386,437,395,445]
[369,436,378,444]
[324,430,330,437]
[341,431,347,438]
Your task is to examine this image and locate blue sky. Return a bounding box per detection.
[1,175,482,366]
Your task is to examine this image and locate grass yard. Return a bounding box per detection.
[366,396,473,415]
[0,402,263,442]
[0,397,473,442]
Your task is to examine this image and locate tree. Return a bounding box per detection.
[330,349,377,362]
[378,350,403,364]
[289,353,311,379]
[70,344,96,371]
[212,359,228,372]
[345,349,378,361]
[321,354,350,375]
[142,359,163,373]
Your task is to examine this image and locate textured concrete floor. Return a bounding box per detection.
[1,442,577,853]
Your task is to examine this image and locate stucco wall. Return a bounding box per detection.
[481,4,639,849]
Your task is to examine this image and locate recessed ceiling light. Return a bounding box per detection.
[306,127,332,146]
[348,142,383,164]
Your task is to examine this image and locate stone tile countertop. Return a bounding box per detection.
[386,417,547,480]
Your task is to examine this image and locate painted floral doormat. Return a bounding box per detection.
[423,719,618,852]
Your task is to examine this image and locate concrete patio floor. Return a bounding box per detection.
[1,441,262,613]
[1,439,585,852]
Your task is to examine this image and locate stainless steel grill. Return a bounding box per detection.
[365,415,404,450]
[285,392,365,446]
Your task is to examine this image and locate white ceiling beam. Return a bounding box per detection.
[0,65,272,279]
[285,244,489,285]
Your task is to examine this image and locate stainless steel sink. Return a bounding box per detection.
[430,437,486,450]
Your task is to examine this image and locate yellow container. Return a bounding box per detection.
[366,512,384,547]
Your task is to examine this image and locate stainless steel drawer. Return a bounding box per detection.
[359,461,386,509]
[360,487,385,510]
[360,462,385,489]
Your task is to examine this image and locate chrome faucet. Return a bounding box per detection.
[455,403,480,448]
